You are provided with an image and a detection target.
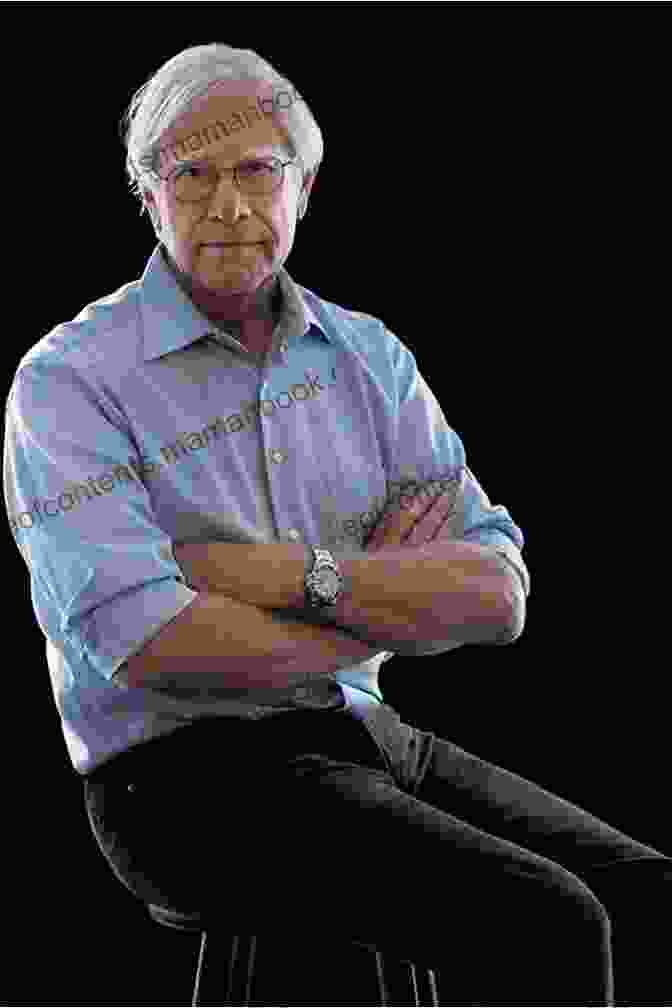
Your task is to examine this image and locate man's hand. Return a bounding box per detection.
[365,489,457,552]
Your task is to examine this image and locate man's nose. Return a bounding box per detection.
[207,171,251,223]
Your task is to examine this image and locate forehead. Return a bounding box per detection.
[157,88,290,174]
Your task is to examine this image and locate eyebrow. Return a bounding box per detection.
[173,146,288,166]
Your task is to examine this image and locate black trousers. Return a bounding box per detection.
[84,701,672,1006]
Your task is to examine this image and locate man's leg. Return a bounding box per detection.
[398,718,672,1005]
[578,857,672,1007]
[248,709,617,1005]
[81,708,623,1004]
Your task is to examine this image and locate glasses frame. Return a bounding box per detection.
[156,155,297,203]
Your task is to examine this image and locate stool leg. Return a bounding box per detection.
[375,952,440,1006]
[227,935,257,1006]
[192,932,208,1007]
[408,961,420,1005]
[242,935,257,1006]
[417,966,440,1007]
[226,934,240,1006]
[191,932,258,1007]
[194,931,438,1006]
[374,946,390,1005]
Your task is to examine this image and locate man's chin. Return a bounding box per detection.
[192,266,269,299]
[198,265,258,286]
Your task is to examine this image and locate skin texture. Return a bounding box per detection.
[366,489,452,551]
[366,492,524,642]
[142,80,316,354]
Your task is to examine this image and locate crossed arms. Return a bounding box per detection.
[173,538,520,649]
[121,538,520,695]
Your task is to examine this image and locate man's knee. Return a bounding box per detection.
[475,858,613,943]
[530,863,613,945]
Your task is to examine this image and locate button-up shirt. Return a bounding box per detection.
[3,243,530,775]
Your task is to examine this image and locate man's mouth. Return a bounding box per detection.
[201,242,262,247]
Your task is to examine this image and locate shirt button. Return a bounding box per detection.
[280,341,288,353]
[270,449,286,464]
[287,528,301,541]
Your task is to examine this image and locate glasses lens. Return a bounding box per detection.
[173,159,284,201]
[238,159,284,195]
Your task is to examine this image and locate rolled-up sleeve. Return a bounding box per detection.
[3,359,198,684]
[383,330,530,652]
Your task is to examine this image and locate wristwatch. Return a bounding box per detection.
[304,546,343,609]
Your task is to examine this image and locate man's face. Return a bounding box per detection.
[144,81,312,299]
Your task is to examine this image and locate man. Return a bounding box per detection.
[4,44,671,1005]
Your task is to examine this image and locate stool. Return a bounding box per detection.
[148,903,440,1006]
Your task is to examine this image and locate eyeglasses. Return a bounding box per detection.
[160,156,295,203]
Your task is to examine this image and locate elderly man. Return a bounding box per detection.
[4,44,671,1006]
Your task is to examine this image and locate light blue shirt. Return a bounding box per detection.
[3,243,530,775]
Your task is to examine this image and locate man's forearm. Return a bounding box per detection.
[174,540,516,651]
[123,592,387,698]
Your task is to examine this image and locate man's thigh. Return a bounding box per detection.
[413,732,671,878]
[261,751,604,925]
[254,751,616,999]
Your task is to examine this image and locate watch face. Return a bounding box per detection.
[318,569,341,597]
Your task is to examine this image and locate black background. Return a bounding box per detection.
[2,9,667,1007]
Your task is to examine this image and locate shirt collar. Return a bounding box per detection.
[138,242,331,363]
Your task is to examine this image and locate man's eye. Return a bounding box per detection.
[173,164,198,179]
[238,161,272,175]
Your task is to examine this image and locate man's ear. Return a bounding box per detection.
[301,170,317,205]
[172,542,198,590]
[142,186,161,228]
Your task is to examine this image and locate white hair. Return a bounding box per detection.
[120,43,324,237]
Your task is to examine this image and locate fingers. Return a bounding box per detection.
[403,491,456,547]
[365,504,410,551]
[366,491,434,551]
[364,510,397,551]
[365,486,458,553]
[377,505,417,547]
